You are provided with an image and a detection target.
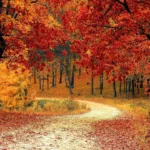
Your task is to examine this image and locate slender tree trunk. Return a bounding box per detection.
[112,71,117,97]
[113,80,117,97]
[100,73,103,95]
[126,79,128,99]
[91,75,94,95]
[52,65,55,87]
[137,79,140,94]
[124,79,126,93]
[132,79,135,98]
[65,53,73,94]
[47,74,49,89]
[24,89,28,96]
[68,72,73,94]
[71,64,75,88]
[33,66,36,84]
[59,70,63,83]
[59,63,63,83]
[129,80,131,92]
[37,70,39,79]
[78,55,81,78]
[119,81,122,95]
[54,68,57,86]
[126,78,130,99]
[42,75,44,91]
[39,75,41,90]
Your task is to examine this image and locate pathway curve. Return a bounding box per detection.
[0,99,122,150]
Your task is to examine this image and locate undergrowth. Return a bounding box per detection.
[7,98,89,115]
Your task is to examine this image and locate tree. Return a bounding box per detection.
[61,0,150,97]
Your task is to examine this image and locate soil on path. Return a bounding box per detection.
[0,99,122,150]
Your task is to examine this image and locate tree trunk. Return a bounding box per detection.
[100,73,103,95]
[33,66,36,84]
[132,79,135,98]
[54,68,57,86]
[47,74,49,89]
[24,89,28,96]
[78,55,81,78]
[125,79,128,99]
[39,75,41,90]
[126,78,130,99]
[65,53,73,94]
[59,63,63,83]
[41,75,44,91]
[71,64,75,88]
[52,65,55,87]
[113,80,117,97]
[124,79,126,93]
[91,75,94,95]
[119,81,122,95]
[137,79,140,94]
[112,71,117,97]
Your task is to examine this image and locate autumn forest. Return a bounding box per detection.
[0,0,150,149]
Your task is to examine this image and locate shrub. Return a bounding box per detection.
[24,101,34,108]
[62,99,79,111]
[37,100,47,109]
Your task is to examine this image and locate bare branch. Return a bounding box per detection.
[116,0,131,14]
[31,0,38,3]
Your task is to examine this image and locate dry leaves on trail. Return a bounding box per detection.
[92,115,150,150]
[0,111,48,131]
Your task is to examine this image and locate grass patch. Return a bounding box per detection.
[24,98,89,115]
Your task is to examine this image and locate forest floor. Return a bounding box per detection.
[0,99,121,150]
[1,99,150,150]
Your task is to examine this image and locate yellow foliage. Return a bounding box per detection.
[0,62,30,109]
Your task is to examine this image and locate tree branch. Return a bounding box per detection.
[116,0,131,14]
[31,0,38,3]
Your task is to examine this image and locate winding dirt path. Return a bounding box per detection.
[0,99,122,150]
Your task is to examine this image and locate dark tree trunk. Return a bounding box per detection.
[0,35,6,58]
[65,53,73,94]
[52,65,55,87]
[54,68,57,86]
[100,73,103,95]
[78,55,81,78]
[42,75,44,91]
[39,75,42,90]
[59,70,63,83]
[112,71,117,97]
[47,74,49,89]
[71,64,75,88]
[68,72,73,94]
[125,79,128,99]
[132,79,135,98]
[0,1,6,58]
[113,80,117,97]
[119,81,122,95]
[91,75,94,95]
[129,80,131,92]
[59,63,63,83]
[24,89,28,96]
[33,66,36,84]
[37,70,39,79]
[124,79,126,93]
[126,78,130,99]
[137,79,140,94]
